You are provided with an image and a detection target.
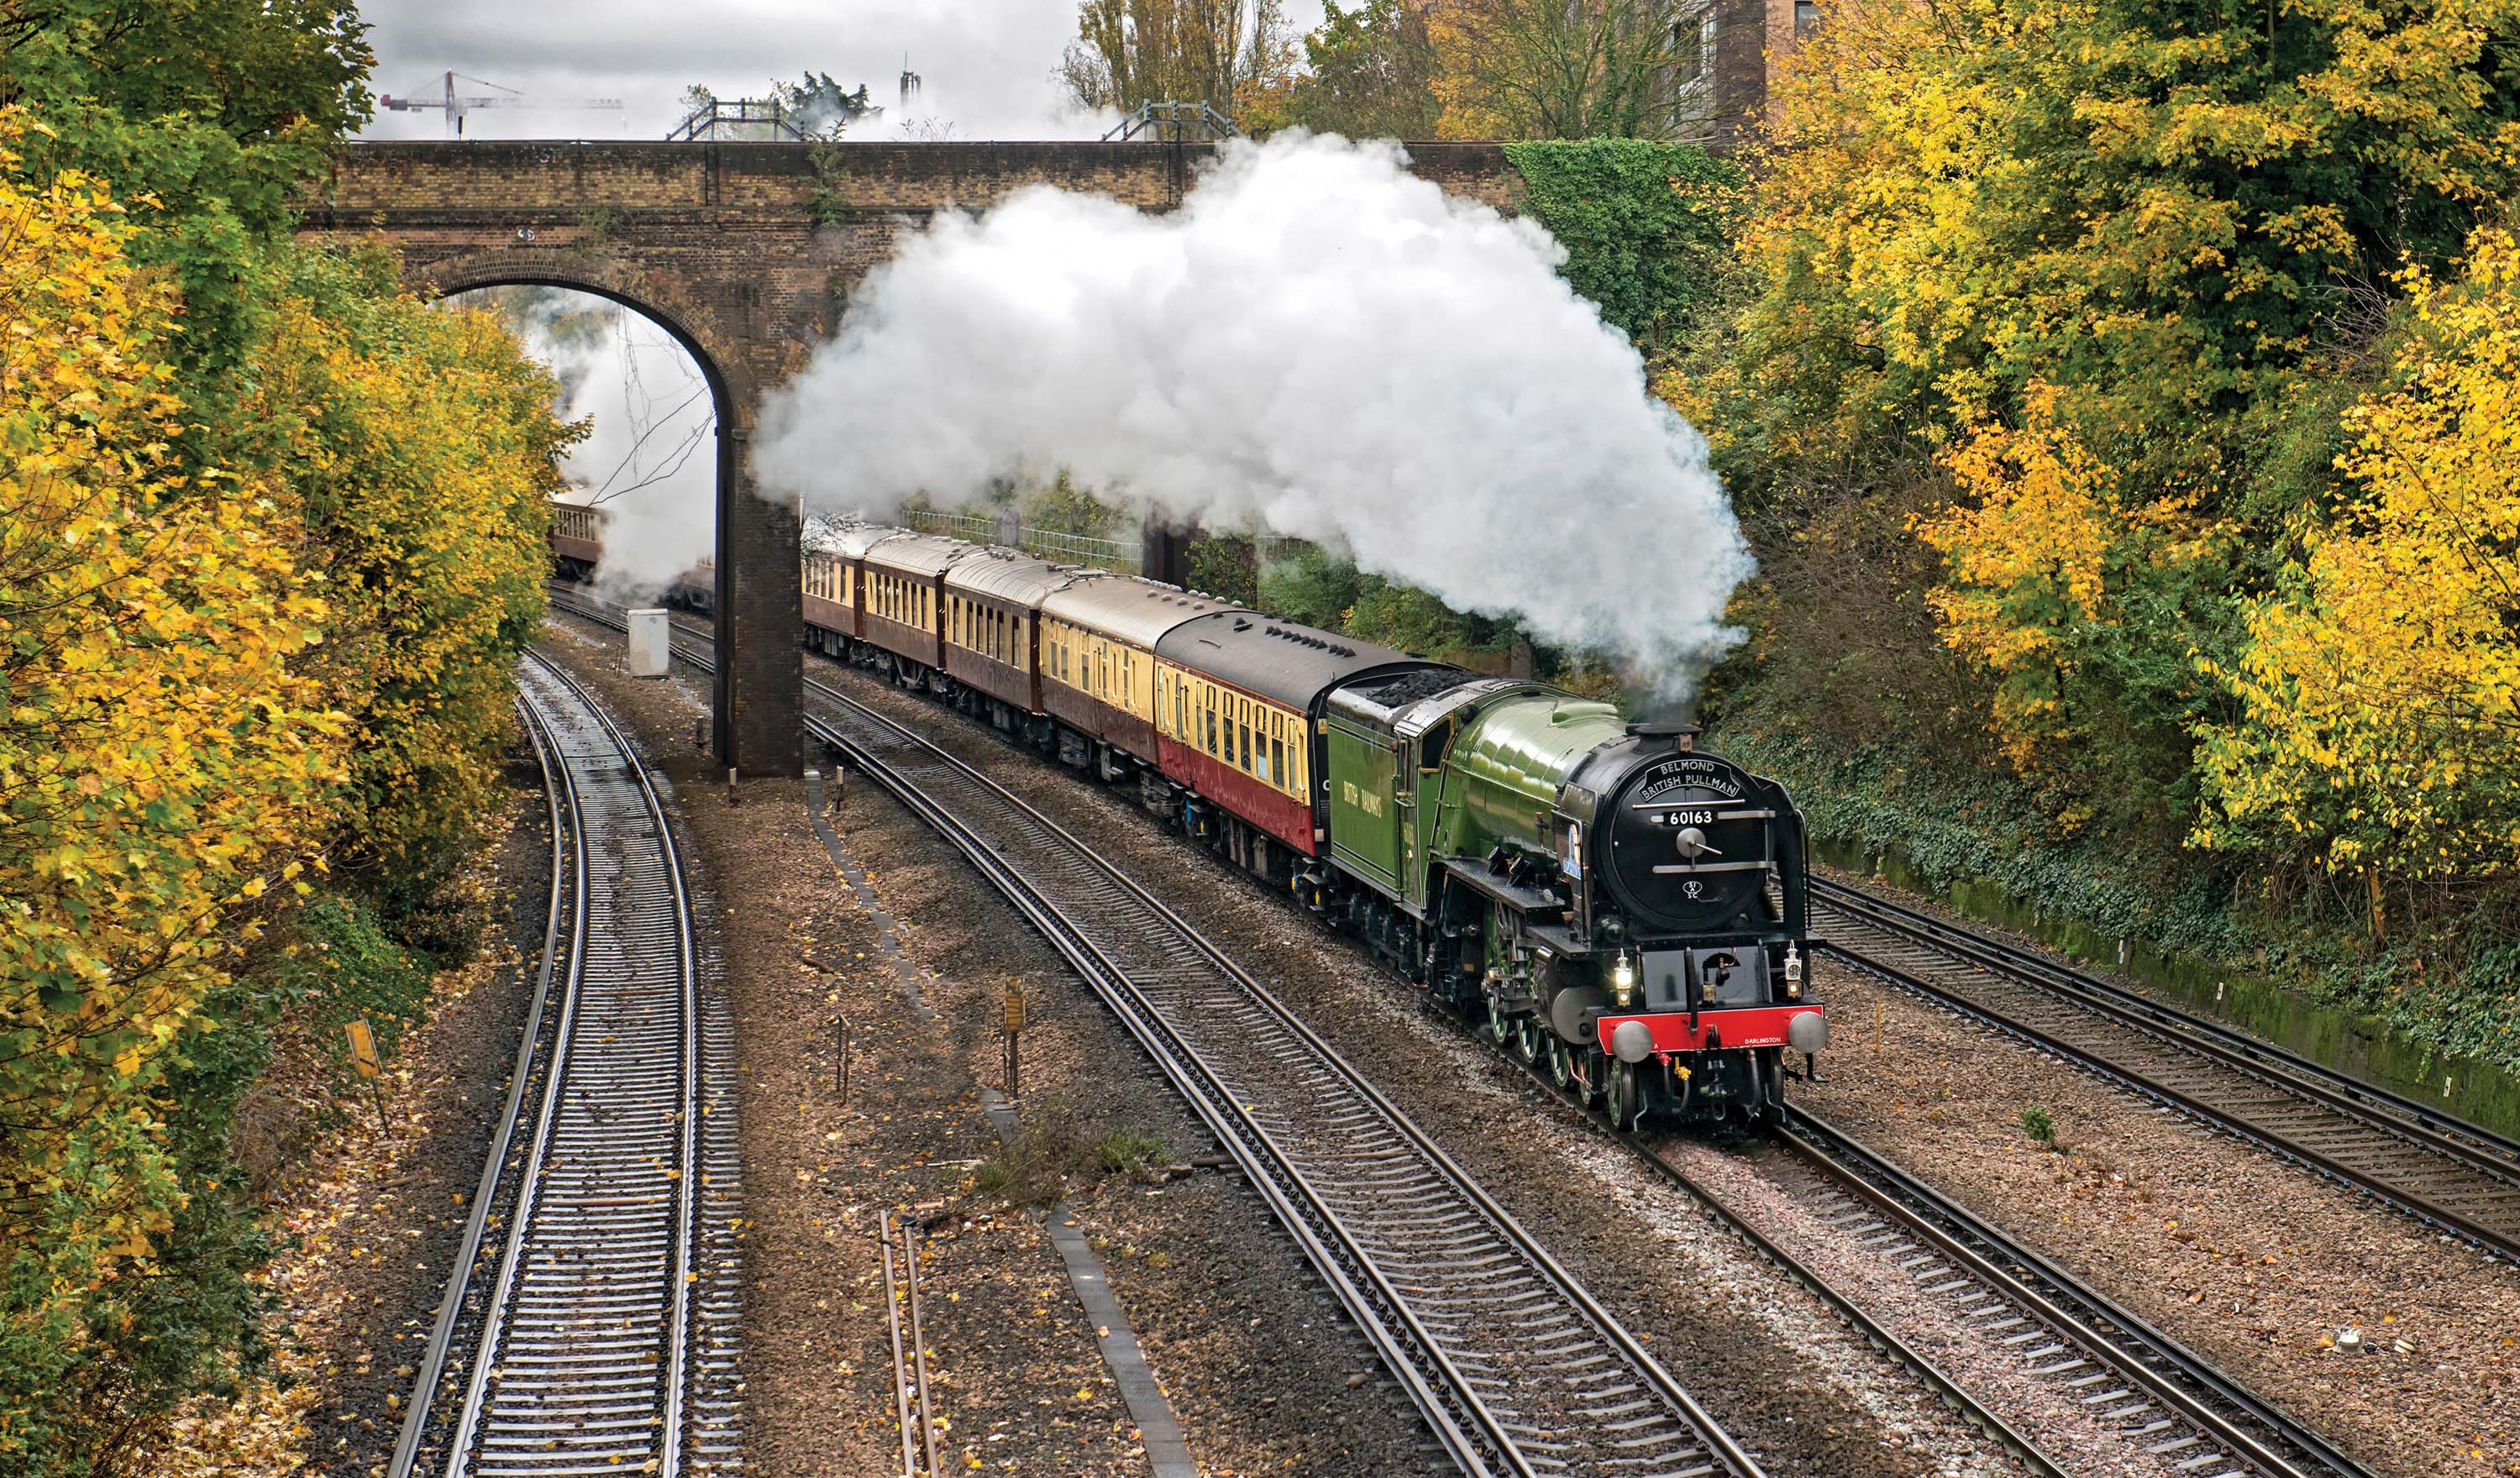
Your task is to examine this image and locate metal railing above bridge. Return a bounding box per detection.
[904,507,1142,575]
[1100,100,1242,143]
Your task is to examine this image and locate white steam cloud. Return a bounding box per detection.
[471,289,720,605]
[757,133,1749,697]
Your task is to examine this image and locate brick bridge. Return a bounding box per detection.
[297,140,1523,775]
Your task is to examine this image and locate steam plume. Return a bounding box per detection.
[470,288,719,605]
[755,132,1751,695]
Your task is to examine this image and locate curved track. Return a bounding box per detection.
[550,590,2389,1476]
[391,651,739,1478]
[1811,878,2520,1260]
[555,593,1761,1478]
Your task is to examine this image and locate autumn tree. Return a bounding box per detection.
[2196,226,2520,881]
[0,146,344,1470]
[1428,0,1693,140]
[1709,0,2520,833]
[1272,0,1443,139]
[1058,0,1298,119]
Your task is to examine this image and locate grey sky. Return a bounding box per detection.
[357,0,1328,143]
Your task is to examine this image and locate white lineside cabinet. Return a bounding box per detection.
[627,609,670,678]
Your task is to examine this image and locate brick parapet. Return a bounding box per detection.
[298,139,1518,775]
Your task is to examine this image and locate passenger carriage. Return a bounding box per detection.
[1151,612,1441,879]
[942,548,1090,738]
[804,521,906,649]
[549,501,604,579]
[1039,579,1240,782]
[858,532,972,685]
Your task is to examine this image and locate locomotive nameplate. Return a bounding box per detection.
[1634,757,1744,802]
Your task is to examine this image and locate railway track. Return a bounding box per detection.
[1756,1109,2365,1478]
[554,595,1764,1478]
[1810,878,2520,1261]
[1481,1064,2381,1478]
[391,651,743,1478]
[548,591,2387,1475]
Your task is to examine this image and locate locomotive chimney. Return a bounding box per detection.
[1627,695,1699,751]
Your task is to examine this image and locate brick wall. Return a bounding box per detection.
[300,140,1520,776]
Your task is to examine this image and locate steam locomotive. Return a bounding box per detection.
[566,510,1828,1126]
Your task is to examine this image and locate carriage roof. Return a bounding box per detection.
[1155,610,1448,713]
[1040,576,1244,649]
[945,548,1095,607]
[859,532,978,579]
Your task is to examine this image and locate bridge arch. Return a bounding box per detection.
[409,245,796,774]
[300,139,1524,775]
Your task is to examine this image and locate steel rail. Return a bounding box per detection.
[552,590,2386,1478]
[1812,878,2520,1171]
[403,648,707,1477]
[389,689,576,1478]
[1810,880,2520,1260]
[1772,1108,2371,1478]
[879,1210,921,1477]
[801,689,1762,1476]
[1470,1048,2066,1478]
[554,593,1764,1476]
[544,595,1515,1474]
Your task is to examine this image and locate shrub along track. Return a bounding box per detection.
[389,652,743,1478]
[1809,880,2520,1263]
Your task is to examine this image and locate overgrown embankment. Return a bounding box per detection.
[0,10,576,1470]
[1284,76,2520,1076]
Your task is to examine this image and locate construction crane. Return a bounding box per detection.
[376,72,626,138]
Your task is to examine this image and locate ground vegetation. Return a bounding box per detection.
[0,6,575,1470]
[1692,0,2520,1069]
[1066,0,2520,1072]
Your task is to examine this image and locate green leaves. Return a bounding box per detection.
[1504,139,1741,358]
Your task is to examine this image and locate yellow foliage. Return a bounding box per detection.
[2197,225,2520,876]
[1917,385,2209,772]
[237,267,569,867]
[0,157,341,1274]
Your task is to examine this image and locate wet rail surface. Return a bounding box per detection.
[391,652,743,1478]
[1811,879,2520,1261]
[555,593,1762,1478]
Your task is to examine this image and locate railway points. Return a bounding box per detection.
[1811,879,2520,1262]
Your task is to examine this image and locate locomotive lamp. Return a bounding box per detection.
[1611,952,1637,1009]
[1784,944,1803,999]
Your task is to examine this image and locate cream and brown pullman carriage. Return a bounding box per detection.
[942,548,1095,736]
[1039,577,1240,780]
[857,532,973,684]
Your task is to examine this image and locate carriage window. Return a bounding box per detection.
[1272,736,1286,789]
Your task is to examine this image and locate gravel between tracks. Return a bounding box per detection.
[138,750,552,1477]
[806,651,2029,1478]
[1800,958,2519,1478]
[543,617,1441,1476]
